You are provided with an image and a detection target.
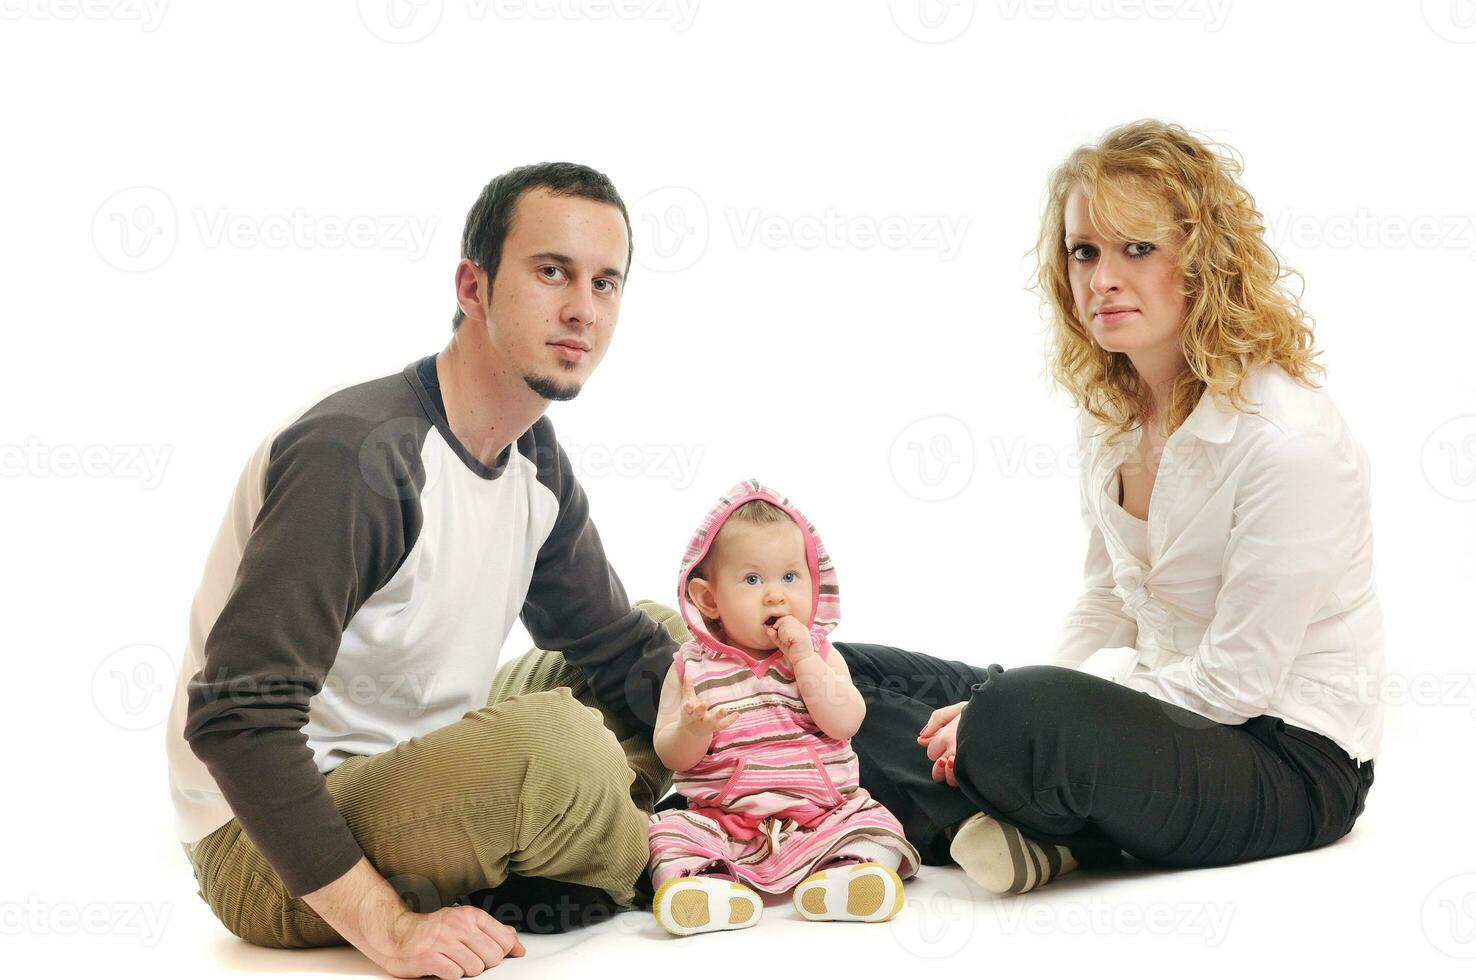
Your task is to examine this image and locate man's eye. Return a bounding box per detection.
[594,278,617,293]
[540,266,565,280]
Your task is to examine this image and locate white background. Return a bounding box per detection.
[3,0,1474,975]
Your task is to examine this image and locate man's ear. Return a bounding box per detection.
[453,258,489,325]
[686,577,720,622]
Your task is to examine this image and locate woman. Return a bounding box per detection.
[835,119,1381,894]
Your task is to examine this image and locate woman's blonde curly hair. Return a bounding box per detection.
[1033,119,1323,437]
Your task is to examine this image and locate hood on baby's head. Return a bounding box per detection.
[675,479,841,655]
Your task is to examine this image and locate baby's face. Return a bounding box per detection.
[702,520,813,652]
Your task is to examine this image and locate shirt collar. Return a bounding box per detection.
[1178,385,1240,444]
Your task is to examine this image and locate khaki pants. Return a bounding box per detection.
[186,601,689,949]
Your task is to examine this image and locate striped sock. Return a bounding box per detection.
[948,814,1079,895]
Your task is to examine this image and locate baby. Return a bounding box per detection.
[648,480,920,937]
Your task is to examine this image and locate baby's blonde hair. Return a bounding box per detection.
[1033,119,1323,437]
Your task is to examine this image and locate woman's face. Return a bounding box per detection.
[1063,186,1187,363]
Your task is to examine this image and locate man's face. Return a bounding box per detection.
[471,187,629,401]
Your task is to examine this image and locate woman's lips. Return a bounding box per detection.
[1095,309,1139,325]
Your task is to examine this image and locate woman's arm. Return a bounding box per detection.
[1119,430,1361,722]
[1053,431,1138,668]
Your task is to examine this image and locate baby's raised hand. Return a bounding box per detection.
[678,678,736,734]
[763,614,815,664]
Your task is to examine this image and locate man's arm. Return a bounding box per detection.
[184,414,525,975]
[184,418,417,896]
[520,423,677,731]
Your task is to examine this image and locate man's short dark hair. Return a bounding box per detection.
[452,162,632,330]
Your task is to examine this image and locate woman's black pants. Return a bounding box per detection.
[833,641,1376,868]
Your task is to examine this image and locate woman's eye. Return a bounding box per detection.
[744,574,760,586]
[1127,242,1156,258]
[1068,244,1096,262]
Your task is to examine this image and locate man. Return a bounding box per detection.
[164,163,677,977]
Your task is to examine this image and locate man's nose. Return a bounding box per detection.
[563,284,596,328]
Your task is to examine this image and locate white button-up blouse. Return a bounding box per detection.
[1053,364,1384,763]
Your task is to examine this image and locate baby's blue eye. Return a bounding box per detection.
[744,574,761,586]
[782,572,798,583]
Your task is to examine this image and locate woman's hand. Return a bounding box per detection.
[918,702,967,787]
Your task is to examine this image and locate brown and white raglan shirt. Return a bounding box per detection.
[164,355,676,897]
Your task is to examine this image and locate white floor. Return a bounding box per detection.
[15,737,1473,979]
